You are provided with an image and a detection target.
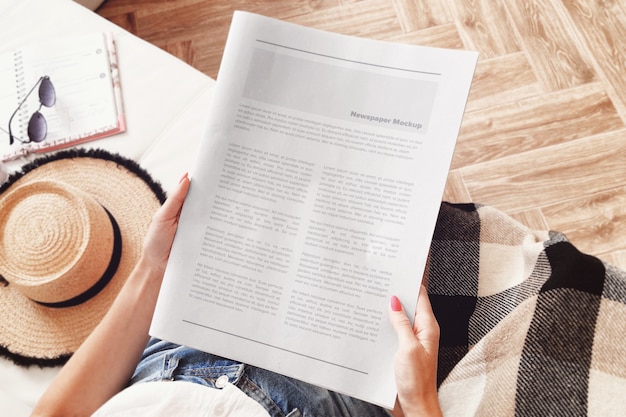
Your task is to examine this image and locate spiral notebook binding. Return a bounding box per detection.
[12,50,28,138]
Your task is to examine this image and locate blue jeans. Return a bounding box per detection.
[131,338,392,417]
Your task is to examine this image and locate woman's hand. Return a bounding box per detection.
[30,173,192,417]
[140,172,190,273]
[389,285,442,417]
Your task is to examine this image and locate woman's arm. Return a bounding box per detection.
[389,285,442,417]
[31,174,190,417]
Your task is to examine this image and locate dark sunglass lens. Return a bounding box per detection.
[39,77,56,107]
[28,112,47,142]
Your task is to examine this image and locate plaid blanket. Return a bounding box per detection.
[428,203,626,417]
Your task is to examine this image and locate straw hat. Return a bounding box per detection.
[0,149,165,367]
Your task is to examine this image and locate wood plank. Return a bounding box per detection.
[131,1,237,43]
[502,0,596,90]
[159,40,198,71]
[465,52,541,112]
[384,23,464,50]
[452,82,623,168]
[450,0,521,58]
[288,0,403,39]
[100,11,137,33]
[563,0,626,122]
[97,0,162,16]
[605,250,626,271]
[443,170,472,203]
[390,0,453,32]
[542,185,626,267]
[124,0,347,43]
[509,208,550,231]
[460,129,626,213]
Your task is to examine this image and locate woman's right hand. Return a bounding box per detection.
[388,285,442,417]
[140,172,190,275]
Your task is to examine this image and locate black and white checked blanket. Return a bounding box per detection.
[428,203,626,417]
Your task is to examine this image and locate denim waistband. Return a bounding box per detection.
[131,338,391,417]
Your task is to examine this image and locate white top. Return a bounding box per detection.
[92,381,271,417]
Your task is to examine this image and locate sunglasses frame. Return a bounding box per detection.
[8,76,56,145]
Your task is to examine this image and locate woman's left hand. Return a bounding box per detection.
[389,285,442,417]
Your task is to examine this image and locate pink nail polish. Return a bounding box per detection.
[391,295,402,312]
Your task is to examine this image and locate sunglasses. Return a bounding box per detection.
[8,76,56,145]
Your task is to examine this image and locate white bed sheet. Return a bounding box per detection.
[0,0,215,415]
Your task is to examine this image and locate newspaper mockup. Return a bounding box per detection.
[151,11,478,409]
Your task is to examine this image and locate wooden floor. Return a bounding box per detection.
[97,0,626,270]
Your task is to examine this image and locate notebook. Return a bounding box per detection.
[0,32,125,161]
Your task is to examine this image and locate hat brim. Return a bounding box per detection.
[0,149,165,367]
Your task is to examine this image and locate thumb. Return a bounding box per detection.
[155,173,191,223]
[414,285,440,354]
[389,295,416,345]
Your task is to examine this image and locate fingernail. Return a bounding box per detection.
[179,172,189,184]
[390,295,402,312]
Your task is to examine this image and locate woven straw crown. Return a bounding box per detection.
[0,180,117,305]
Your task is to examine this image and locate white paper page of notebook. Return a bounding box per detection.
[0,32,118,157]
